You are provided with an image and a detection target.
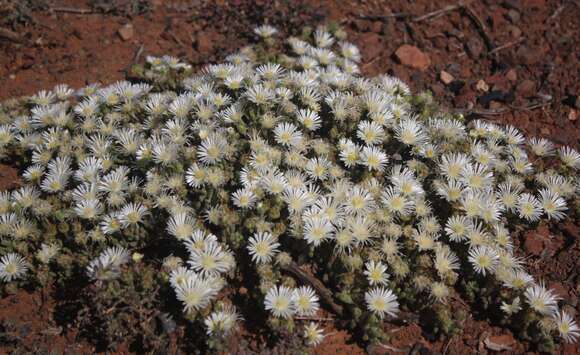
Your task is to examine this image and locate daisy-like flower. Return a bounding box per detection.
[264,285,296,319]
[553,310,580,343]
[36,243,60,264]
[166,212,196,240]
[360,146,388,172]
[245,84,275,106]
[232,188,257,209]
[364,260,389,286]
[303,216,334,247]
[340,42,361,62]
[343,185,376,216]
[357,120,384,145]
[500,297,522,315]
[538,188,567,221]
[338,139,361,168]
[74,199,103,220]
[0,253,29,282]
[254,25,278,38]
[390,166,423,196]
[528,137,555,157]
[468,246,499,276]
[296,108,321,131]
[382,186,414,217]
[496,181,522,212]
[188,241,233,276]
[247,232,280,264]
[430,282,450,303]
[434,247,460,276]
[274,122,303,147]
[303,322,325,347]
[87,246,130,281]
[558,146,580,169]
[517,193,542,222]
[119,202,149,227]
[365,287,399,319]
[305,157,331,181]
[204,305,241,337]
[524,283,559,316]
[174,273,219,313]
[395,118,426,146]
[292,286,320,316]
[460,163,493,190]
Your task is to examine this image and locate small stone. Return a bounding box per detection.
[394,44,431,71]
[439,70,454,85]
[568,109,577,122]
[575,96,580,109]
[196,32,214,53]
[506,69,517,82]
[476,79,489,92]
[508,25,522,38]
[466,38,484,58]
[516,80,536,97]
[484,334,516,352]
[516,46,542,65]
[118,23,134,41]
[524,232,545,255]
[431,83,445,97]
[359,33,383,61]
[506,9,521,23]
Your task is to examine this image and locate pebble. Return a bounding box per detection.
[394,44,431,71]
[439,70,454,85]
[118,23,134,41]
[516,80,536,97]
[476,79,489,92]
[466,38,484,59]
[506,69,518,82]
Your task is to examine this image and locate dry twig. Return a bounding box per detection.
[51,7,95,14]
[412,2,465,22]
[488,37,525,55]
[280,261,344,316]
[0,28,26,43]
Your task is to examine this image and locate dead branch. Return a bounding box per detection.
[0,28,26,43]
[51,7,95,14]
[280,261,344,316]
[413,3,465,22]
[488,37,525,55]
[462,4,496,54]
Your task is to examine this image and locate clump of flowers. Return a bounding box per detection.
[0,24,578,351]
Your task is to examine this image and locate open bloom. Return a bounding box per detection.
[365,287,399,319]
[264,285,296,319]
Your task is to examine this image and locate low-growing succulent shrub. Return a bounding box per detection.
[0,24,578,351]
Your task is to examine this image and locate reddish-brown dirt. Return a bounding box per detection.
[0,0,578,354]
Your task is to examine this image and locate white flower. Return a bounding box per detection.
[0,253,29,282]
[297,108,321,131]
[365,287,399,319]
[357,121,384,145]
[303,322,325,346]
[247,232,280,264]
[517,193,542,222]
[174,273,220,313]
[538,188,567,221]
[188,241,233,276]
[395,118,426,146]
[204,305,241,337]
[87,246,130,281]
[166,212,196,240]
[364,260,389,286]
[524,283,559,315]
[468,246,499,276]
[303,216,334,247]
[553,310,580,343]
[360,146,388,172]
[558,146,580,169]
[254,25,278,38]
[119,202,149,227]
[264,285,296,319]
[292,286,320,316]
